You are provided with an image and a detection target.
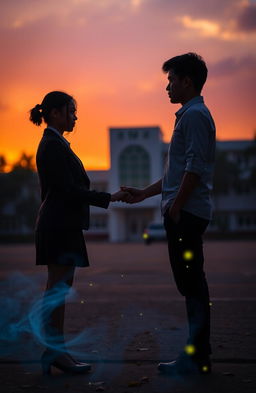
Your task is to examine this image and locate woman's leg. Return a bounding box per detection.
[41,264,92,374]
[43,265,75,352]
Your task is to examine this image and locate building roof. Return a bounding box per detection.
[161,139,255,152]
[109,126,161,132]
[87,170,109,182]
[216,140,255,151]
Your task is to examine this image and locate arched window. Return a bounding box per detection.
[119,145,151,188]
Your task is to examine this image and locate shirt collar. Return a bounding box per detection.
[175,95,204,119]
[46,126,70,146]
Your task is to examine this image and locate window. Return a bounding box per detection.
[211,213,229,231]
[119,145,151,188]
[90,215,107,230]
[238,216,244,226]
[128,131,138,140]
[237,214,256,227]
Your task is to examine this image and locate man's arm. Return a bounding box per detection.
[143,178,162,198]
[168,171,200,222]
[121,178,162,203]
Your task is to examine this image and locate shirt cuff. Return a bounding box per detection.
[185,157,205,177]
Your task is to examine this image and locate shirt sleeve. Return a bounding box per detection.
[183,109,214,177]
[38,140,111,209]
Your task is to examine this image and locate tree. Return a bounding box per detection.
[0,155,7,173]
[12,152,36,171]
[0,152,40,237]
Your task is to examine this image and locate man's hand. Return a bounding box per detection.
[120,186,146,204]
[167,172,200,223]
[111,190,131,202]
[168,203,181,224]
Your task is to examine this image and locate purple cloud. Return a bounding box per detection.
[236,4,256,32]
[209,55,256,78]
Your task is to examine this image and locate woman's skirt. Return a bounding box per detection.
[35,229,89,267]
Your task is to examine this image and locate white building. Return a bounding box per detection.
[88,127,256,241]
[208,140,256,236]
[89,127,164,242]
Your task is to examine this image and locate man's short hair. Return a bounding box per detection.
[162,53,208,93]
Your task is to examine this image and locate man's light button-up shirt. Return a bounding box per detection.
[161,96,216,220]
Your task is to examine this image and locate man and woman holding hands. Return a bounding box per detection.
[30,52,215,376]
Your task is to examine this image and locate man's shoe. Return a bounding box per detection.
[158,353,211,375]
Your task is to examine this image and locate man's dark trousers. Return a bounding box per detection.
[164,209,211,358]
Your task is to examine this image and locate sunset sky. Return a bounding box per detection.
[1,0,256,170]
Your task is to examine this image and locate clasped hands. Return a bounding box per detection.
[110,186,145,204]
[111,186,181,223]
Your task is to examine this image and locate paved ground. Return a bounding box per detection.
[0,241,255,392]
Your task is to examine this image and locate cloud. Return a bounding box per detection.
[179,8,256,41]
[209,55,256,78]
[130,0,144,9]
[1,0,70,29]
[236,3,256,32]
[0,0,143,29]
[176,1,256,40]
[180,16,221,37]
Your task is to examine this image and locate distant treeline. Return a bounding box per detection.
[0,152,36,173]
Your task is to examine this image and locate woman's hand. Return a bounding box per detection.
[110,190,131,202]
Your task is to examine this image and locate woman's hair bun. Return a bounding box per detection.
[29,103,43,126]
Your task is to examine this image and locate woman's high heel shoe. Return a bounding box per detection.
[41,351,54,375]
[41,350,91,375]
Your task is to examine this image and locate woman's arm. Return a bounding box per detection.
[39,140,111,208]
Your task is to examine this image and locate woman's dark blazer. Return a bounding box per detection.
[35,128,111,232]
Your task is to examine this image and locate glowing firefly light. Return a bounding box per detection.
[143,233,149,239]
[202,365,209,373]
[209,302,213,306]
[183,250,194,260]
[184,344,196,355]
[179,238,183,242]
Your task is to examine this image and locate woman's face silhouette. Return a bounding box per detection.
[65,100,77,132]
[49,100,77,133]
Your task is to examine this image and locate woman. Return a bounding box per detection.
[30,91,126,375]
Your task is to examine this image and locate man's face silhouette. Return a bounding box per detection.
[166,69,187,105]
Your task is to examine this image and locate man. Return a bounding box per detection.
[122,52,216,375]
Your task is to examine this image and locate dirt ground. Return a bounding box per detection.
[0,240,255,392]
